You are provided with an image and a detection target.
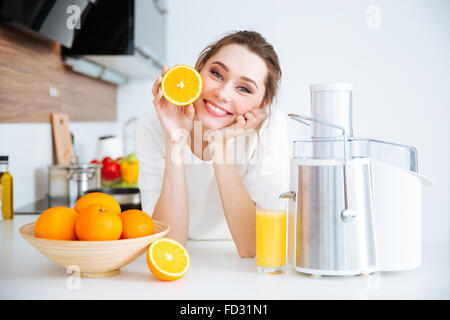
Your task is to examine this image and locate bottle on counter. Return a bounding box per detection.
[0,184,3,222]
[0,155,13,220]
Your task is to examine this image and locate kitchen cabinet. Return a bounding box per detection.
[0,24,116,123]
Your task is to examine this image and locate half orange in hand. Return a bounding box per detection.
[146,238,190,281]
[161,65,202,106]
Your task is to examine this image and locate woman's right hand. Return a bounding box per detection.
[152,65,196,143]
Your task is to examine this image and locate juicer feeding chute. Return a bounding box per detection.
[310,83,353,138]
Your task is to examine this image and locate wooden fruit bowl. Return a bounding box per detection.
[19,220,170,278]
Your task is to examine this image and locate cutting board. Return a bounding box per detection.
[51,113,74,166]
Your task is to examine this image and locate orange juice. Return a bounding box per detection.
[256,209,286,273]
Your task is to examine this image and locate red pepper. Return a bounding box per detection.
[102,156,113,166]
[101,157,121,181]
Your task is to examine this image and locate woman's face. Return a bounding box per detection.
[193,44,268,130]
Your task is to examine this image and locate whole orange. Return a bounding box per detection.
[74,192,121,215]
[35,207,79,240]
[75,204,123,241]
[120,209,155,239]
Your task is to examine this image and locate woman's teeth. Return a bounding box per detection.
[206,101,229,115]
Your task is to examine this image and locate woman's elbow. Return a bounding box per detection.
[237,247,256,258]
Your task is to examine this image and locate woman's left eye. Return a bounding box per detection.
[238,86,251,94]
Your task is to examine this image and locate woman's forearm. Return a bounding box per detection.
[212,142,256,258]
[152,139,189,245]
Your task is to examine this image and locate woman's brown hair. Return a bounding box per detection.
[195,30,282,111]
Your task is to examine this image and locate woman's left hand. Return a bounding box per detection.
[205,108,266,162]
[208,108,266,141]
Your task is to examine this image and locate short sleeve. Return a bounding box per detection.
[135,111,166,217]
[243,107,290,209]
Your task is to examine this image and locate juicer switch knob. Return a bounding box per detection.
[341,209,357,222]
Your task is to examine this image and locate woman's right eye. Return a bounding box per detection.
[210,70,223,80]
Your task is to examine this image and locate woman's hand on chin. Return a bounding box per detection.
[152,65,196,143]
[206,107,266,141]
[204,107,266,163]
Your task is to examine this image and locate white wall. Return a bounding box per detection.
[165,0,450,242]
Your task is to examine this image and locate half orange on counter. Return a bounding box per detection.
[161,65,202,106]
[146,237,190,281]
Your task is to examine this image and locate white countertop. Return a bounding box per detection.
[1,215,449,300]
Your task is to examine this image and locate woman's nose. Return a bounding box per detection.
[213,85,231,104]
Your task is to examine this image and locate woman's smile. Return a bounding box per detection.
[203,99,233,118]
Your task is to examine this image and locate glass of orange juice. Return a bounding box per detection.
[256,198,287,275]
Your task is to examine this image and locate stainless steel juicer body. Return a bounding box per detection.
[282,113,378,276]
[286,157,377,276]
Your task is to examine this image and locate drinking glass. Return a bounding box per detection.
[256,198,287,275]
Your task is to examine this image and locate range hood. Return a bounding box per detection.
[0,0,93,49]
[0,0,166,83]
[62,0,167,83]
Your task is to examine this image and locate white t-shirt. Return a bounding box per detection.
[135,107,290,240]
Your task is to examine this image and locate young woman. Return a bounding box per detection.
[135,30,289,257]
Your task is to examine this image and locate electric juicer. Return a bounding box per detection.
[281,83,432,276]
